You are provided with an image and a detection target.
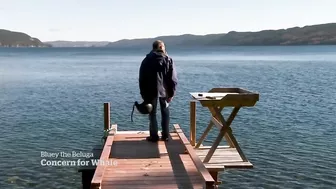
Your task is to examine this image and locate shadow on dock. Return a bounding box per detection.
[111,139,160,159]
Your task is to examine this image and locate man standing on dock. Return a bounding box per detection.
[139,40,178,142]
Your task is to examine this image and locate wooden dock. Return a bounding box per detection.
[79,88,258,189]
[90,124,217,189]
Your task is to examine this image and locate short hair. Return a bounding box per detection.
[152,40,164,50]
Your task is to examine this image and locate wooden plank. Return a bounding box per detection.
[102,176,203,182]
[106,164,201,170]
[190,100,196,146]
[201,157,244,163]
[204,161,253,169]
[199,98,258,107]
[107,162,198,167]
[101,183,203,189]
[106,158,197,163]
[107,162,197,167]
[197,145,230,150]
[196,148,240,155]
[116,131,162,135]
[200,157,243,162]
[173,124,216,189]
[104,171,201,176]
[102,181,202,186]
[197,151,240,156]
[104,172,202,178]
[196,148,253,168]
[198,154,242,159]
[204,165,225,172]
[103,176,201,181]
[91,124,117,189]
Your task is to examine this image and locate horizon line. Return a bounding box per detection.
[42,22,336,43]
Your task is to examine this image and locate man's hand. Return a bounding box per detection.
[167,97,173,103]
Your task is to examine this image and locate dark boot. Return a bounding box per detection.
[146,136,159,142]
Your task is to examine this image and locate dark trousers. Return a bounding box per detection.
[147,97,170,138]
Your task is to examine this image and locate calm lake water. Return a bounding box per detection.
[0,46,335,189]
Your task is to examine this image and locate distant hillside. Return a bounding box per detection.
[105,34,226,48]
[0,29,49,47]
[105,23,336,47]
[45,41,110,47]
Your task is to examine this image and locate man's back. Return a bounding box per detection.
[139,50,177,102]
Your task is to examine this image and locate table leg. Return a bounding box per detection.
[209,107,235,148]
[195,106,224,148]
[190,101,196,146]
[203,121,230,163]
[195,121,213,148]
[204,106,248,163]
[212,107,248,162]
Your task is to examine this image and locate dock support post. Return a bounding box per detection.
[190,101,196,146]
[104,102,110,131]
[210,171,220,188]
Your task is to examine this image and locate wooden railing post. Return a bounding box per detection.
[190,101,196,146]
[104,102,110,131]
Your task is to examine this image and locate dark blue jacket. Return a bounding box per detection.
[139,50,177,101]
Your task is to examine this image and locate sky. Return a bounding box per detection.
[0,0,335,42]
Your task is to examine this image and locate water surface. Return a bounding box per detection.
[0,46,335,188]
